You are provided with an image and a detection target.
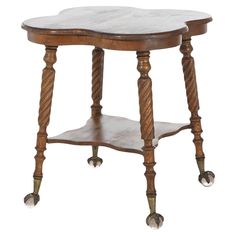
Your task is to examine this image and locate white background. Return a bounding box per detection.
[0,0,235,235]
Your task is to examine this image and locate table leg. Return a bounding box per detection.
[24,45,58,206]
[137,51,164,229]
[180,37,215,186]
[87,47,104,167]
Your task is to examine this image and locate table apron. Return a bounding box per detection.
[27,32,183,51]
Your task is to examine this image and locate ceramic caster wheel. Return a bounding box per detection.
[24,193,40,207]
[198,171,215,187]
[87,156,103,167]
[146,213,164,229]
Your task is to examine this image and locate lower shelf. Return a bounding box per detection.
[48,115,191,155]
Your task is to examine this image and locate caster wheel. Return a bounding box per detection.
[87,156,103,167]
[198,171,215,187]
[146,213,164,229]
[24,193,40,207]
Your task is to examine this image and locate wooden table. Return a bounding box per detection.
[22,7,215,229]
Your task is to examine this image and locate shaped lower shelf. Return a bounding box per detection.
[48,115,191,155]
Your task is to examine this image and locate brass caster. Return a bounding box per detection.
[198,171,215,187]
[146,212,164,229]
[24,193,40,207]
[87,156,103,167]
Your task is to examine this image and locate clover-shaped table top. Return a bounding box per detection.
[22,7,212,50]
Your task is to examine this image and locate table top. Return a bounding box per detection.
[22,7,212,50]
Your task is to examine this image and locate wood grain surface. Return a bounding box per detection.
[22,7,212,50]
[48,115,190,155]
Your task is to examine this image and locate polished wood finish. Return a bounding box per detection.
[89,47,104,165]
[22,7,212,51]
[91,47,104,118]
[23,7,213,228]
[48,115,190,155]
[180,37,205,173]
[137,51,156,213]
[34,46,57,182]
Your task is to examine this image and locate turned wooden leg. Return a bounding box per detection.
[24,46,57,206]
[87,47,104,167]
[180,37,215,186]
[137,51,164,229]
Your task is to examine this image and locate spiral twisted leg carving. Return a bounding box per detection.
[91,47,104,118]
[88,47,104,167]
[24,46,57,206]
[137,51,163,228]
[180,37,214,186]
